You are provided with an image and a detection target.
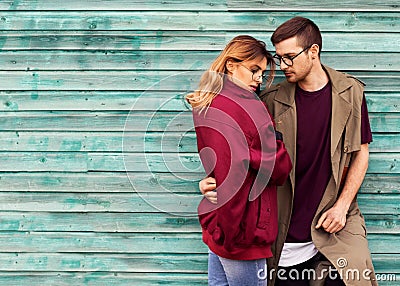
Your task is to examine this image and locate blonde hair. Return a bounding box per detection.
[186,35,275,110]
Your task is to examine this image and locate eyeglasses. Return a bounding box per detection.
[273,45,312,67]
[238,63,268,82]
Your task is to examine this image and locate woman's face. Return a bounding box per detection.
[228,57,267,92]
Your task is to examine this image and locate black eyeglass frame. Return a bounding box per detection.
[238,63,268,82]
[273,45,313,67]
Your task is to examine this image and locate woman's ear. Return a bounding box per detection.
[225,59,236,73]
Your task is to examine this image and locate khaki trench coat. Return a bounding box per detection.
[260,66,378,286]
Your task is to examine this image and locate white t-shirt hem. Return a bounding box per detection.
[278,241,319,267]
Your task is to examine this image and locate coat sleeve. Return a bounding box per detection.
[196,120,252,251]
[269,139,293,185]
[248,121,292,189]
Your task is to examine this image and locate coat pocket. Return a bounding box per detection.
[338,215,367,238]
[256,190,271,229]
[236,192,276,246]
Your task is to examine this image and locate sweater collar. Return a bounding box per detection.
[222,75,258,99]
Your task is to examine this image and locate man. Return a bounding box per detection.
[199,17,377,285]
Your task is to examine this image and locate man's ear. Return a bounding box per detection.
[310,44,320,59]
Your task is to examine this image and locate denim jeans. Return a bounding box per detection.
[208,249,267,286]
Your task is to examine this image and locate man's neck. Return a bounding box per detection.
[297,64,329,92]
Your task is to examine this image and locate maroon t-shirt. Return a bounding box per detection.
[286,82,372,243]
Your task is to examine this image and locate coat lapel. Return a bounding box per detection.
[273,82,297,192]
[324,66,353,185]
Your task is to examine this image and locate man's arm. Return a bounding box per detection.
[316,143,369,233]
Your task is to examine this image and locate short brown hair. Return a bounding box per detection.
[271,17,322,56]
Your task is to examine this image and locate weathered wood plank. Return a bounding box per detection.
[370,254,400,274]
[0,131,196,152]
[0,172,201,193]
[0,252,395,274]
[0,232,394,253]
[0,192,202,213]
[0,32,398,52]
[0,151,398,173]
[0,71,397,91]
[0,253,207,272]
[0,152,87,172]
[369,134,400,153]
[0,172,396,194]
[0,131,395,153]
[0,272,396,286]
[358,194,400,215]
[91,152,400,173]
[0,111,398,132]
[361,174,400,194]
[0,91,190,111]
[0,112,193,132]
[365,95,400,113]
[0,0,227,11]
[0,232,207,253]
[0,112,134,131]
[0,131,119,152]
[0,51,216,71]
[0,12,399,32]
[0,92,398,112]
[0,71,203,91]
[377,280,400,286]
[2,51,398,72]
[0,32,229,51]
[0,212,397,234]
[0,192,396,214]
[91,152,204,173]
[367,153,400,174]
[228,0,400,11]
[364,215,400,234]
[1,0,399,12]
[0,212,200,232]
[0,272,208,286]
[367,234,400,254]
[368,113,400,132]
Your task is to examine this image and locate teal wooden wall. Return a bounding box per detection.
[0,1,398,285]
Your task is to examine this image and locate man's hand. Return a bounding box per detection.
[316,144,369,234]
[315,203,348,233]
[199,177,217,204]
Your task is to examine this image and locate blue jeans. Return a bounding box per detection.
[208,249,267,286]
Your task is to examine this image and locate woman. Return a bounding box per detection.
[187,35,292,285]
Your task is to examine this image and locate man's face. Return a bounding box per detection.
[274,37,313,83]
